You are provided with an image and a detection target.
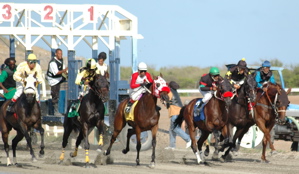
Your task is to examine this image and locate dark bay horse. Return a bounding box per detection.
[174,80,233,164]
[0,72,44,166]
[220,73,257,161]
[104,75,170,168]
[254,82,290,162]
[59,74,109,168]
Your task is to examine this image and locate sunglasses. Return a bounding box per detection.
[29,60,37,64]
[140,70,147,73]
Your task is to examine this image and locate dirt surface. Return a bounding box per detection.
[0,96,299,174]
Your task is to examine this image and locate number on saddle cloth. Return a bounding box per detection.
[194,99,206,122]
[68,100,80,118]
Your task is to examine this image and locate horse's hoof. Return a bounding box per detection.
[219,156,225,163]
[261,160,270,163]
[58,160,63,165]
[32,157,37,162]
[39,154,44,158]
[122,149,128,154]
[204,150,209,157]
[85,163,90,168]
[104,150,110,156]
[270,150,278,155]
[148,162,155,169]
[96,148,102,153]
[70,152,76,158]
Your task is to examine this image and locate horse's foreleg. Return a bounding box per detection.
[196,131,209,164]
[12,130,26,164]
[1,131,11,166]
[82,124,90,168]
[149,125,158,168]
[19,124,37,162]
[96,119,104,151]
[135,127,141,166]
[34,122,45,158]
[256,121,273,162]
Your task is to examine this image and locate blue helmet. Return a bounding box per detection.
[262,60,271,67]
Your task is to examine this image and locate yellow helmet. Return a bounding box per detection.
[27,53,37,60]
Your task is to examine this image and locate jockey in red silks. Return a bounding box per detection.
[125,62,153,113]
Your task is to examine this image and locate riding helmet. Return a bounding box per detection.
[138,62,147,71]
[209,67,220,76]
[262,60,271,67]
[237,58,247,69]
[86,58,97,70]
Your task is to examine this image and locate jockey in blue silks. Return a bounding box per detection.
[255,60,276,92]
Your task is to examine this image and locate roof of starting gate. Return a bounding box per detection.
[0,3,143,50]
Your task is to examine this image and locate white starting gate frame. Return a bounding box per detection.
[0,3,143,126]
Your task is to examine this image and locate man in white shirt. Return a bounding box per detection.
[46,48,68,116]
[96,52,109,78]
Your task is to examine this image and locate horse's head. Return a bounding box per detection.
[245,74,257,102]
[265,83,290,125]
[92,73,109,102]
[218,78,233,108]
[23,71,38,103]
[153,73,170,105]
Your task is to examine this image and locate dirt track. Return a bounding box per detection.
[0,96,299,174]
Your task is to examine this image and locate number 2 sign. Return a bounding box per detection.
[41,4,55,22]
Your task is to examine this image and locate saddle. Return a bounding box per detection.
[124,101,139,121]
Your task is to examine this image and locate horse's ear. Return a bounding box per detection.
[34,71,37,78]
[153,75,158,80]
[286,88,292,95]
[160,73,163,78]
[24,71,28,77]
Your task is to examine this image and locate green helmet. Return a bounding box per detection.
[209,67,220,76]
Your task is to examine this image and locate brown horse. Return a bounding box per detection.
[174,80,233,164]
[254,82,290,163]
[104,74,170,168]
[59,74,109,168]
[0,72,44,166]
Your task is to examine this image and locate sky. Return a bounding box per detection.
[4,0,299,69]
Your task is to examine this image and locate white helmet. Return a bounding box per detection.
[138,62,147,71]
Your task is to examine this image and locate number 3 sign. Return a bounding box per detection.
[0,3,14,21]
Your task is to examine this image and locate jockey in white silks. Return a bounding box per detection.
[7,54,44,112]
[125,62,153,113]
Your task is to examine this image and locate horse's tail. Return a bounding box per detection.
[174,106,185,128]
[63,101,80,133]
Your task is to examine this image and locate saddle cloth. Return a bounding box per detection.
[124,101,139,121]
[193,98,206,122]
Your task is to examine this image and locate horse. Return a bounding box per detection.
[0,72,44,166]
[59,73,109,168]
[174,79,233,164]
[219,73,257,161]
[254,82,290,162]
[104,74,170,168]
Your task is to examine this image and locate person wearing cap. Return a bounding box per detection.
[0,58,17,100]
[7,53,44,112]
[96,52,109,78]
[225,58,250,90]
[75,58,98,98]
[125,62,153,113]
[195,67,224,114]
[255,60,276,92]
[46,48,68,116]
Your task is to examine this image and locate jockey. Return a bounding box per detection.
[7,54,44,111]
[125,62,153,113]
[75,58,98,98]
[96,52,109,77]
[255,60,276,92]
[195,67,223,114]
[225,58,250,91]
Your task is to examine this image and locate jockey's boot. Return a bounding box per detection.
[54,104,64,117]
[195,100,204,115]
[125,101,133,114]
[7,99,16,112]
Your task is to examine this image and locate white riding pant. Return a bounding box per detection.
[130,87,146,101]
[13,82,39,101]
[199,87,213,103]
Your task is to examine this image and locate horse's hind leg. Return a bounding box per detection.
[196,130,209,164]
[105,113,126,156]
[123,127,136,154]
[12,130,25,164]
[135,127,142,166]
[59,117,74,162]
[70,131,84,158]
